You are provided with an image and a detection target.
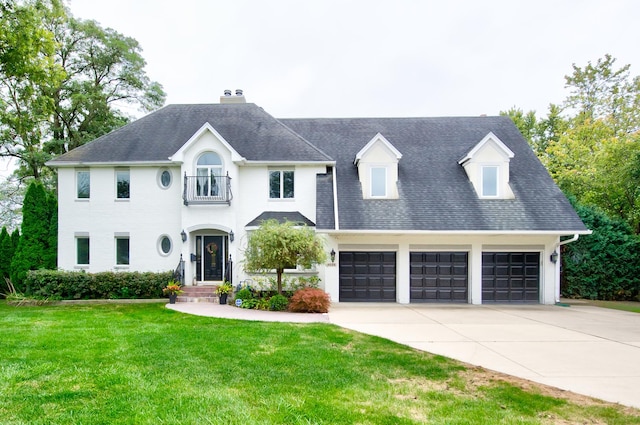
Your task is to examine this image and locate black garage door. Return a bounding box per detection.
[482,252,540,303]
[339,252,396,302]
[410,252,468,303]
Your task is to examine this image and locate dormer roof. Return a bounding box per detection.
[458,132,514,165]
[354,133,403,165]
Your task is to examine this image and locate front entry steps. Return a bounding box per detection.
[177,285,219,303]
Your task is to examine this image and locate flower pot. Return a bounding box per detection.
[219,293,228,305]
[169,294,177,304]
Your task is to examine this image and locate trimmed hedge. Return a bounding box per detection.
[25,270,174,300]
[562,201,640,301]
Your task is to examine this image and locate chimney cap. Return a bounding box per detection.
[220,89,247,104]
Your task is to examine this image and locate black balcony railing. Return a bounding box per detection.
[183,173,232,205]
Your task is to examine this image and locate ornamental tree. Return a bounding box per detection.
[243,219,326,294]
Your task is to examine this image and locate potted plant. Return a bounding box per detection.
[215,281,233,305]
[163,281,184,304]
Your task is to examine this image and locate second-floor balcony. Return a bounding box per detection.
[183,173,232,206]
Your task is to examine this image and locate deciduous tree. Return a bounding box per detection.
[243,219,327,294]
[0,1,165,181]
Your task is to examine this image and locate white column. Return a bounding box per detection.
[397,242,410,304]
[469,242,483,304]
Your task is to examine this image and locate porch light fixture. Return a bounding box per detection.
[180,230,187,242]
[229,230,234,242]
[330,249,336,263]
[550,250,558,263]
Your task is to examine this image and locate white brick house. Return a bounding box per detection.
[47,91,589,304]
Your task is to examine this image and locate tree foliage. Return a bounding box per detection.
[562,200,640,300]
[504,54,640,234]
[0,0,165,181]
[10,181,56,291]
[243,219,327,294]
[0,0,64,180]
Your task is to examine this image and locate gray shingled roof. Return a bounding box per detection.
[281,116,588,232]
[246,211,315,227]
[46,99,586,233]
[47,103,333,164]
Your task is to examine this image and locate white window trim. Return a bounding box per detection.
[115,233,130,267]
[268,169,295,200]
[76,169,90,201]
[74,233,90,268]
[481,165,500,198]
[370,166,388,198]
[158,168,172,189]
[157,234,173,257]
[115,169,130,201]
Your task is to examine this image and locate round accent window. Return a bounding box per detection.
[158,235,172,256]
[158,169,172,189]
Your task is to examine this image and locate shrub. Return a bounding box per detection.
[562,201,640,300]
[25,270,172,300]
[288,288,330,313]
[240,298,257,309]
[254,297,270,310]
[234,287,254,301]
[269,294,289,311]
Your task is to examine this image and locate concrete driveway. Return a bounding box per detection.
[328,302,640,409]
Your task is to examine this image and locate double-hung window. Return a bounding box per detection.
[115,236,130,265]
[76,236,89,265]
[116,169,130,199]
[481,166,499,197]
[269,170,294,199]
[76,170,90,199]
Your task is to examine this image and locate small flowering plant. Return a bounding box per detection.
[163,281,184,296]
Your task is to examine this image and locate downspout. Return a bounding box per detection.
[332,166,339,230]
[554,234,580,303]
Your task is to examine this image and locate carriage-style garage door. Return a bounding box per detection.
[482,252,540,303]
[410,252,468,303]
[339,252,396,302]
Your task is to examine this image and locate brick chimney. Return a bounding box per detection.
[220,89,246,104]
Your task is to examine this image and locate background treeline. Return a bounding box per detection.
[502,54,640,300]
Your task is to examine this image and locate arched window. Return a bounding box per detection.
[196,152,223,197]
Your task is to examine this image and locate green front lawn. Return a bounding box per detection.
[0,301,638,424]
[584,300,640,314]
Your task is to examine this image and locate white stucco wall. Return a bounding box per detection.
[57,166,183,273]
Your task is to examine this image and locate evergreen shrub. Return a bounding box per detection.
[26,270,173,300]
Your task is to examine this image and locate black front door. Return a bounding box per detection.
[196,235,224,282]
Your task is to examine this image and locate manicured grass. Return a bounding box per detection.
[1,301,639,424]
[584,300,640,314]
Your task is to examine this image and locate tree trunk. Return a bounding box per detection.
[276,268,283,294]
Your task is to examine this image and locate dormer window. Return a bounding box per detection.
[354,133,402,199]
[459,132,515,200]
[481,166,499,197]
[371,167,387,197]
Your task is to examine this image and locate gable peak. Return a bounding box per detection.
[354,133,403,165]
